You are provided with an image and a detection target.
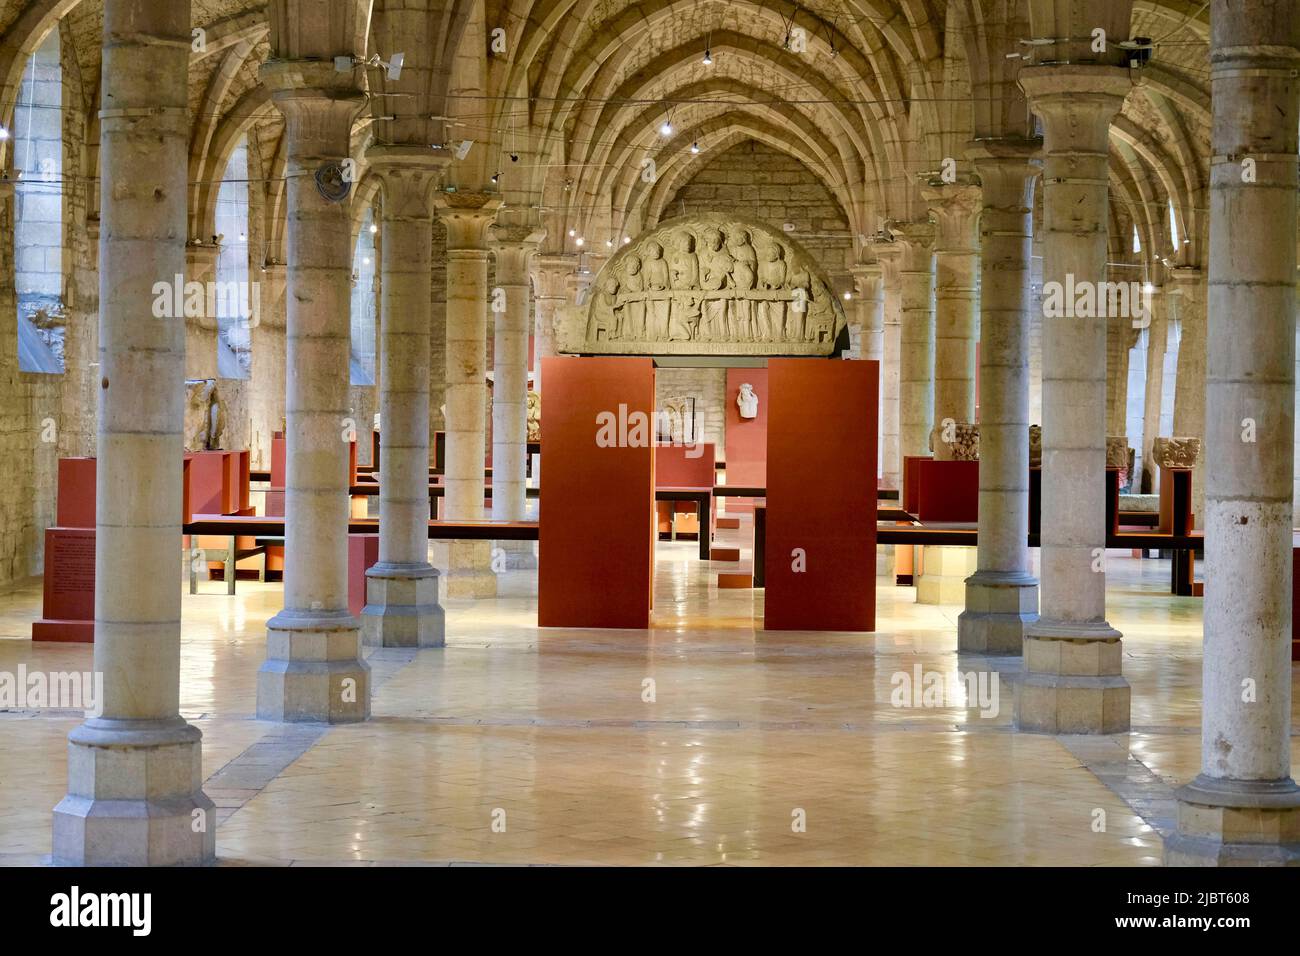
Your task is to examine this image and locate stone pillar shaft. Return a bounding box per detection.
[438,195,501,598]
[893,222,935,460]
[184,244,219,381]
[923,184,982,454]
[361,150,445,648]
[958,149,1039,653]
[1138,287,1168,493]
[1016,65,1131,734]
[878,244,903,489]
[256,62,370,722]
[1171,268,1207,517]
[53,0,215,865]
[491,232,540,524]
[1168,1,1300,866]
[851,261,885,362]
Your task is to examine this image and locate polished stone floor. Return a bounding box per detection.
[0,526,1290,866]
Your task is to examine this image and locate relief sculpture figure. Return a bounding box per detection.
[667,231,701,341]
[643,241,671,340]
[698,227,731,340]
[727,229,757,341]
[620,254,646,341]
[756,241,787,342]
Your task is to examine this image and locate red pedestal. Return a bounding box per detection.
[32,527,95,643]
[764,359,878,631]
[539,356,655,628]
[348,533,380,618]
[916,459,979,523]
[56,458,97,528]
[722,368,768,515]
[902,455,932,514]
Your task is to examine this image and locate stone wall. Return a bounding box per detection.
[654,367,725,452]
[665,141,853,276]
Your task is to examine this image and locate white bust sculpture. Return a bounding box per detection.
[737,383,759,419]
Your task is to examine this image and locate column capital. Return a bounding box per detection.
[850,261,884,298]
[491,226,546,283]
[260,61,366,159]
[1018,66,1131,148]
[921,182,983,251]
[886,220,934,270]
[532,253,578,300]
[365,146,448,221]
[435,192,503,251]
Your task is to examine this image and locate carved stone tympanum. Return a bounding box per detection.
[1152,436,1201,469]
[556,213,848,356]
[526,390,541,442]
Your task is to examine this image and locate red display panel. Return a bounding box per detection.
[32,527,95,643]
[539,357,655,628]
[348,533,380,618]
[723,367,768,514]
[763,359,878,631]
[916,459,979,523]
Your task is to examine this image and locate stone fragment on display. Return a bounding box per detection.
[1152,436,1201,469]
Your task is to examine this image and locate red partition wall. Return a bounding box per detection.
[764,359,878,631]
[539,357,656,628]
[723,367,768,514]
[917,459,979,522]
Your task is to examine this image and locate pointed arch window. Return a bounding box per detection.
[215,137,251,379]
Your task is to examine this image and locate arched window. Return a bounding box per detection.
[1131,224,1141,255]
[215,137,251,379]
[14,29,63,374]
[350,206,377,385]
[1168,198,1180,252]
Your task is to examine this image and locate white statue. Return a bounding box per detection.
[737,383,759,419]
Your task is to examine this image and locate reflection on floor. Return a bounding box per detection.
[0,524,1285,866]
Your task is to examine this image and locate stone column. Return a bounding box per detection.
[52,0,215,865]
[892,221,935,460]
[531,254,576,401]
[1170,267,1207,520]
[437,193,502,597]
[361,148,446,647]
[851,261,885,362]
[922,183,982,458]
[1167,1,1300,865]
[877,243,903,490]
[185,243,219,380]
[491,227,543,567]
[1138,285,1168,493]
[256,61,370,722]
[1016,65,1131,734]
[957,145,1040,653]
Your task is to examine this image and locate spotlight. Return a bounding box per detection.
[660,120,673,136]
[843,291,852,300]
[623,236,631,244]
[703,49,712,65]
[510,153,519,162]
[491,171,501,183]
[605,239,613,248]
[568,228,576,237]
[690,142,700,154]
[0,126,9,140]
[575,236,585,247]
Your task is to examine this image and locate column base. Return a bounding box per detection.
[1166,776,1300,866]
[258,609,370,723]
[957,571,1039,654]
[915,545,976,605]
[361,563,445,648]
[1015,619,1130,734]
[443,540,498,599]
[52,718,216,866]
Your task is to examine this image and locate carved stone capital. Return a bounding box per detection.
[532,254,578,300]
[435,193,503,251]
[921,183,983,251]
[491,226,546,284]
[1018,66,1132,152]
[365,146,448,222]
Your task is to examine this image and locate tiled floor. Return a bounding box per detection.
[0,527,1289,866]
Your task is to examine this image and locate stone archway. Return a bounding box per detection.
[555,213,849,357]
